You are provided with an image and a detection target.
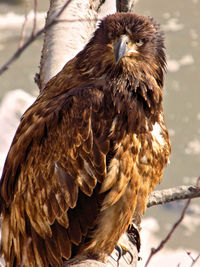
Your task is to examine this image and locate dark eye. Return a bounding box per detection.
[135,39,145,47]
[108,32,115,39]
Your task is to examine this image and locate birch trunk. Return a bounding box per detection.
[38,0,98,90]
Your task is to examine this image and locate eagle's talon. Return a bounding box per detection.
[115,244,123,261]
[114,244,134,264]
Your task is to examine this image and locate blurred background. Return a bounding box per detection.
[0,0,200,266]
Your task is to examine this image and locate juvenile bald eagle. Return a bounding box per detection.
[0,13,170,266]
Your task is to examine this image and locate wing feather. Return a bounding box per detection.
[0,85,110,265]
[51,222,71,259]
[67,208,82,245]
[31,228,48,267]
[1,213,13,263]
[44,238,62,266]
[55,164,78,209]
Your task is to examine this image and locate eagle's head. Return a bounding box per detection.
[76,12,166,88]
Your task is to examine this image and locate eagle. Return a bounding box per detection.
[0,12,170,266]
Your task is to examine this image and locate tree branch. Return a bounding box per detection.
[18,1,29,49]
[145,198,191,267]
[0,0,74,76]
[0,0,105,78]
[147,184,200,208]
[190,253,200,267]
[31,0,38,37]
[187,251,200,267]
[92,0,106,12]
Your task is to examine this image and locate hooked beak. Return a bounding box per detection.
[114,35,138,63]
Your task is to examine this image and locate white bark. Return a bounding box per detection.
[39,0,98,90]
[147,184,200,207]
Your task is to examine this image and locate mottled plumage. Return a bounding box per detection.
[0,12,170,266]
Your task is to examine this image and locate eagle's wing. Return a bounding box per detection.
[0,84,112,266]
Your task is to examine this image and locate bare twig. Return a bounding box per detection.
[189,253,200,267]
[0,0,73,75]
[145,198,191,267]
[187,251,196,262]
[147,184,200,208]
[31,0,38,37]
[92,0,106,11]
[18,1,29,48]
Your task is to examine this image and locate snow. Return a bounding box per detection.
[0,89,35,175]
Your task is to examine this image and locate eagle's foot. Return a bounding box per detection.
[113,243,134,265]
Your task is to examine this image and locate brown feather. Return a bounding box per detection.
[51,222,71,260]
[44,237,63,267]
[55,165,78,208]
[30,227,48,267]
[82,131,93,153]
[67,208,82,245]
[0,12,170,266]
